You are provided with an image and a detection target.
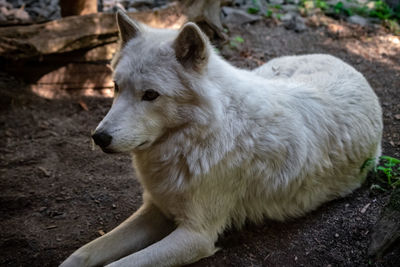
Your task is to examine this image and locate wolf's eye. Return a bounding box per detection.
[142,89,160,101]
[114,82,119,93]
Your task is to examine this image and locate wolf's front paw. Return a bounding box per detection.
[59,252,89,267]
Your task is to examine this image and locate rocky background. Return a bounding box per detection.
[0,0,60,24]
[0,0,399,33]
[0,0,169,25]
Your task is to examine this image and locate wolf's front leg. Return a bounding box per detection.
[106,226,218,267]
[60,203,175,267]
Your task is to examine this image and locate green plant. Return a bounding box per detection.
[265,9,273,18]
[315,0,328,11]
[376,156,400,188]
[384,19,400,34]
[369,0,393,20]
[364,155,400,191]
[272,4,282,10]
[248,6,260,14]
[299,0,400,34]
[333,1,353,16]
[351,5,370,17]
[229,36,245,49]
[248,0,261,14]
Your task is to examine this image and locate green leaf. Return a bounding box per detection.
[248,7,260,14]
[234,36,244,43]
[381,156,400,164]
[392,179,400,187]
[370,184,387,191]
[334,2,344,14]
[265,10,273,18]
[377,166,388,172]
[229,41,238,48]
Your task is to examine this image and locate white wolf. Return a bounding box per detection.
[61,11,383,267]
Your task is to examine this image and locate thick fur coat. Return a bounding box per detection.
[61,11,383,267]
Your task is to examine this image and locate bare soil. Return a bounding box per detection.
[1,18,399,267]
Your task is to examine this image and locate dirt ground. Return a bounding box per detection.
[1,17,400,267]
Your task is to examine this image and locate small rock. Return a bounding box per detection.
[281,12,295,22]
[335,233,339,238]
[394,114,400,120]
[221,7,261,25]
[129,0,154,8]
[347,15,369,27]
[269,0,284,4]
[0,0,12,9]
[283,13,307,32]
[281,4,299,13]
[30,6,50,19]
[127,7,138,12]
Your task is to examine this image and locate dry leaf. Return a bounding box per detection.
[79,100,89,111]
[361,203,371,214]
[38,166,51,177]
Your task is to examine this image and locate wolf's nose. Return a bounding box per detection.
[92,132,112,148]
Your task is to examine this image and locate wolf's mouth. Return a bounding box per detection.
[137,141,148,148]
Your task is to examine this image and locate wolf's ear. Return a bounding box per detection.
[173,23,209,72]
[116,10,140,46]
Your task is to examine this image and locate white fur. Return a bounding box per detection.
[60,14,383,267]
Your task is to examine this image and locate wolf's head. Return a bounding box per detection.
[92,11,217,153]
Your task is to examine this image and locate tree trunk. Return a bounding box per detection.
[181,0,226,41]
[60,0,98,17]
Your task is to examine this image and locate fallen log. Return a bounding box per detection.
[0,13,117,60]
[0,1,226,97]
[0,4,185,60]
[0,5,185,97]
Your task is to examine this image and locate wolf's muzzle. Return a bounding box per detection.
[92,131,112,149]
